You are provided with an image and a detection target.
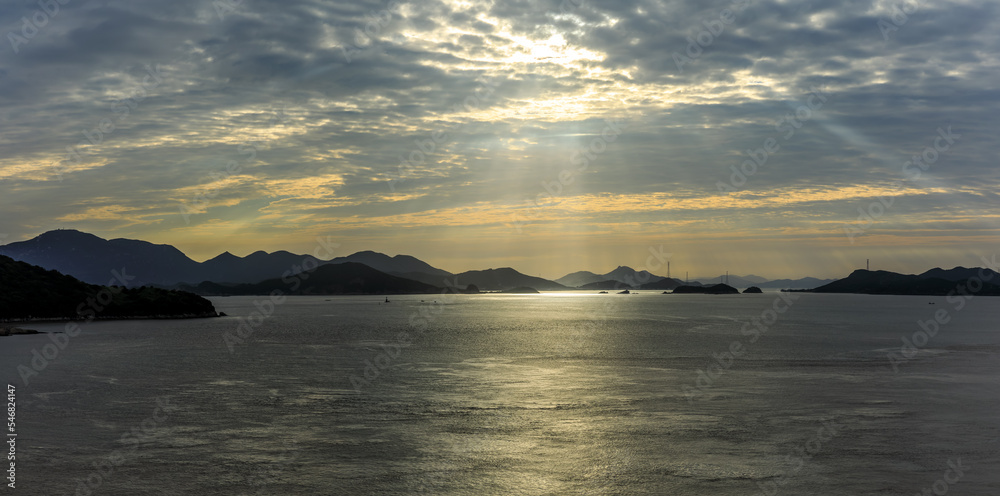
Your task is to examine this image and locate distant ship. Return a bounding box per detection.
[618,289,630,294]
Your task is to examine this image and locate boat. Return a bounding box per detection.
[617,289,630,294]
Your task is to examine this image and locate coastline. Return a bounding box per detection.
[0,327,40,337]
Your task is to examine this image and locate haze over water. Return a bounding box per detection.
[2,292,998,494]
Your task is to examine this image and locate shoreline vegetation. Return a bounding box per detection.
[0,254,220,324]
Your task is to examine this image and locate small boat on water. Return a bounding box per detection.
[618,289,630,294]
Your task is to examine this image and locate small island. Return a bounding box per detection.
[743,286,763,293]
[671,283,740,295]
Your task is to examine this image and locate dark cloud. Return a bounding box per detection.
[0,0,997,276]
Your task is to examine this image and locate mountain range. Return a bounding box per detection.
[0,230,451,287]
[555,267,668,288]
[182,262,444,295]
[0,230,835,293]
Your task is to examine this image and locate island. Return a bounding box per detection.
[743,286,763,293]
[802,268,1000,296]
[671,284,740,295]
[0,254,219,323]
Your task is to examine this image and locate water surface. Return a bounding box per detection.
[2,292,998,495]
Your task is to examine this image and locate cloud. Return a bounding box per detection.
[0,0,998,277]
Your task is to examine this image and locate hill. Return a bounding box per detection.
[757,277,834,289]
[690,275,760,288]
[555,266,664,288]
[330,251,452,279]
[0,230,203,286]
[555,271,604,288]
[918,266,1000,282]
[638,277,695,290]
[0,254,218,321]
[0,230,453,287]
[454,268,567,291]
[580,280,630,290]
[183,262,441,295]
[808,269,1000,295]
[671,284,740,295]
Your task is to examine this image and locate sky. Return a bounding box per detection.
[1,0,998,280]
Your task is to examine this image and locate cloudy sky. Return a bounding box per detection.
[1,0,998,279]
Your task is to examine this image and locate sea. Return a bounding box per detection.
[1,291,998,495]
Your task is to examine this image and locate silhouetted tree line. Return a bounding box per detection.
[0,255,216,321]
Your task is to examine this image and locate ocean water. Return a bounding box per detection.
[2,292,999,495]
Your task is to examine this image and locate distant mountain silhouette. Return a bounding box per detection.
[501,287,540,294]
[557,268,827,290]
[385,271,455,288]
[918,266,1000,282]
[556,266,664,288]
[200,250,318,284]
[181,262,440,295]
[0,230,203,286]
[604,266,665,286]
[454,268,567,291]
[808,269,1000,295]
[555,271,604,287]
[330,251,452,278]
[580,279,630,290]
[757,277,834,289]
[0,254,217,321]
[638,277,698,290]
[0,230,452,287]
[691,275,761,288]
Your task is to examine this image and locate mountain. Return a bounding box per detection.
[454,268,567,291]
[691,275,762,288]
[638,277,692,290]
[385,271,455,288]
[580,280,631,290]
[555,268,826,290]
[0,230,203,286]
[330,251,453,278]
[918,266,1000,282]
[201,250,320,284]
[182,262,440,295]
[555,271,604,288]
[604,266,665,286]
[0,230,452,287]
[0,254,217,321]
[555,266,664,288]
[809,269,1000,295]
[757,277,835,289]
